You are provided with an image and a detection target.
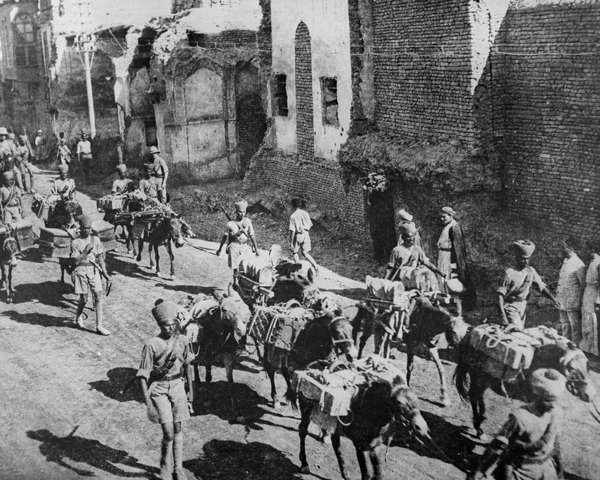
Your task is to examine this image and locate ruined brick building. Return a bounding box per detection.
[244,0,600,257]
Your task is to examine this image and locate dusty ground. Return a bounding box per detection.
[0,170,599,480]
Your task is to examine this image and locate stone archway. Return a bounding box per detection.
[294,22,314,163]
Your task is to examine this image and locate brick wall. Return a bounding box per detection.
[294,22,314,164]
[495,2,600,239]
[188,30,257,49]
[371,0,475,144]
[244,147,369,239]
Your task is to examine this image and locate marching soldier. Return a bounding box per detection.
[2,157,24,190]
[51,164,76,201]
[497,241,560,330]
[216,200,259,287]
[470,368,566,480]
[397,208,422,249]
[0,171,23,224]
[289,196,319,274]
[0,127,17,162]
[137,300,194,480]
[16,134,35,193]
[138,163,162,202]
[71,214,111,336]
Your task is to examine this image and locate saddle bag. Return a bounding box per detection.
[12,218,35,250]
[97,195,125,211]
[92,219,118,253]
[466,325,536,381]
[292,368,360,416]
[38,227,73,258]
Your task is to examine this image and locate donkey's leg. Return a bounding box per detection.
[429,346,451,407]
[7,264,13,303]
[353,443,370,480]
[149,244,157,272]
[298,396,313,474]
[470,374,487,439]
[136,238,144,262]
[370,445,383,480]
[266,365,279,409]
[224,353,243,422]
[331,432,349,480]
[203,349,213,408]
[166,241,175,279]
[406,340,415,388]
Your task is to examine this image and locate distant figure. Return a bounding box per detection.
[77,131,93,183]
[116,138,125,165]
[112,164,132,194]
[0,171,23,224]
[555,240,585,343]
[437,206,475,309]
[497,240,560,330]
[471,368,566,480]
[216,200,259,287]
[289,196,318,274]
[16,134,35,193]
[51,164,76,202]
[57,138,71,166]
[397,208,422,249]
[581,240,600,356]
[149,146,168,204]
[385,223,445,281]
[34,129,46,162]
[0,127,15,162]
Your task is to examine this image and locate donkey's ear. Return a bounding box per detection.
[307,266,315,284]
[175,213,182,219]
[392,374,407,387]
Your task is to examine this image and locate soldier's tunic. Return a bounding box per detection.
[136,334,195,424]
[70,235,103,295]
[495,404,564,480]
[0,185,22,224]
[226,218,254,269]
[51,177,76,201]
[497,266,546,329]
[111,178,131,194]
[289,208,313,253]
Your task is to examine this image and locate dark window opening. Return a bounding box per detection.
[321,77,338,126]
[145,120,157,147]
[14,14,37,67]
[272,74,288,117]
[188,32,208,47]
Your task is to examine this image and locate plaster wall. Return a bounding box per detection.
[270,0,352,161]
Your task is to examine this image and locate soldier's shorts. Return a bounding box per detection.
[73,265,103,295]
[150,378,190,424]
[292,231,311,253]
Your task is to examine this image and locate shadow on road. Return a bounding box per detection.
[27,428,158,478]
[89,367,144,404]
[3,310,76,329]
[192,380,270,429]
[158,284,220,297]
[183,439,306,480]
[393,410,476,474]
[10,280,68,307]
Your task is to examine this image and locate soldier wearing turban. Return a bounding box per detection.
[137,299,195,480]
[138,163,162,202]
[385,222,445,281]
[497,240,560,329]
[437,206,476,309]
[216,199,259,286]
[397,208,422,249]
[0,170,23,224]
[111,164,133,194]
[51,164,76,201]
[71,214,110,335]
[471,368,566,480]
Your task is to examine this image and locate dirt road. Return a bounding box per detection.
[0,170,598,480]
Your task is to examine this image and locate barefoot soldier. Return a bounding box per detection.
[216,200,259,286]
[137,300,194,480]
[289,196,319,274]
[71,214,111,336]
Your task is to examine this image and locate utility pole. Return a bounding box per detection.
[74,0,96,138]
